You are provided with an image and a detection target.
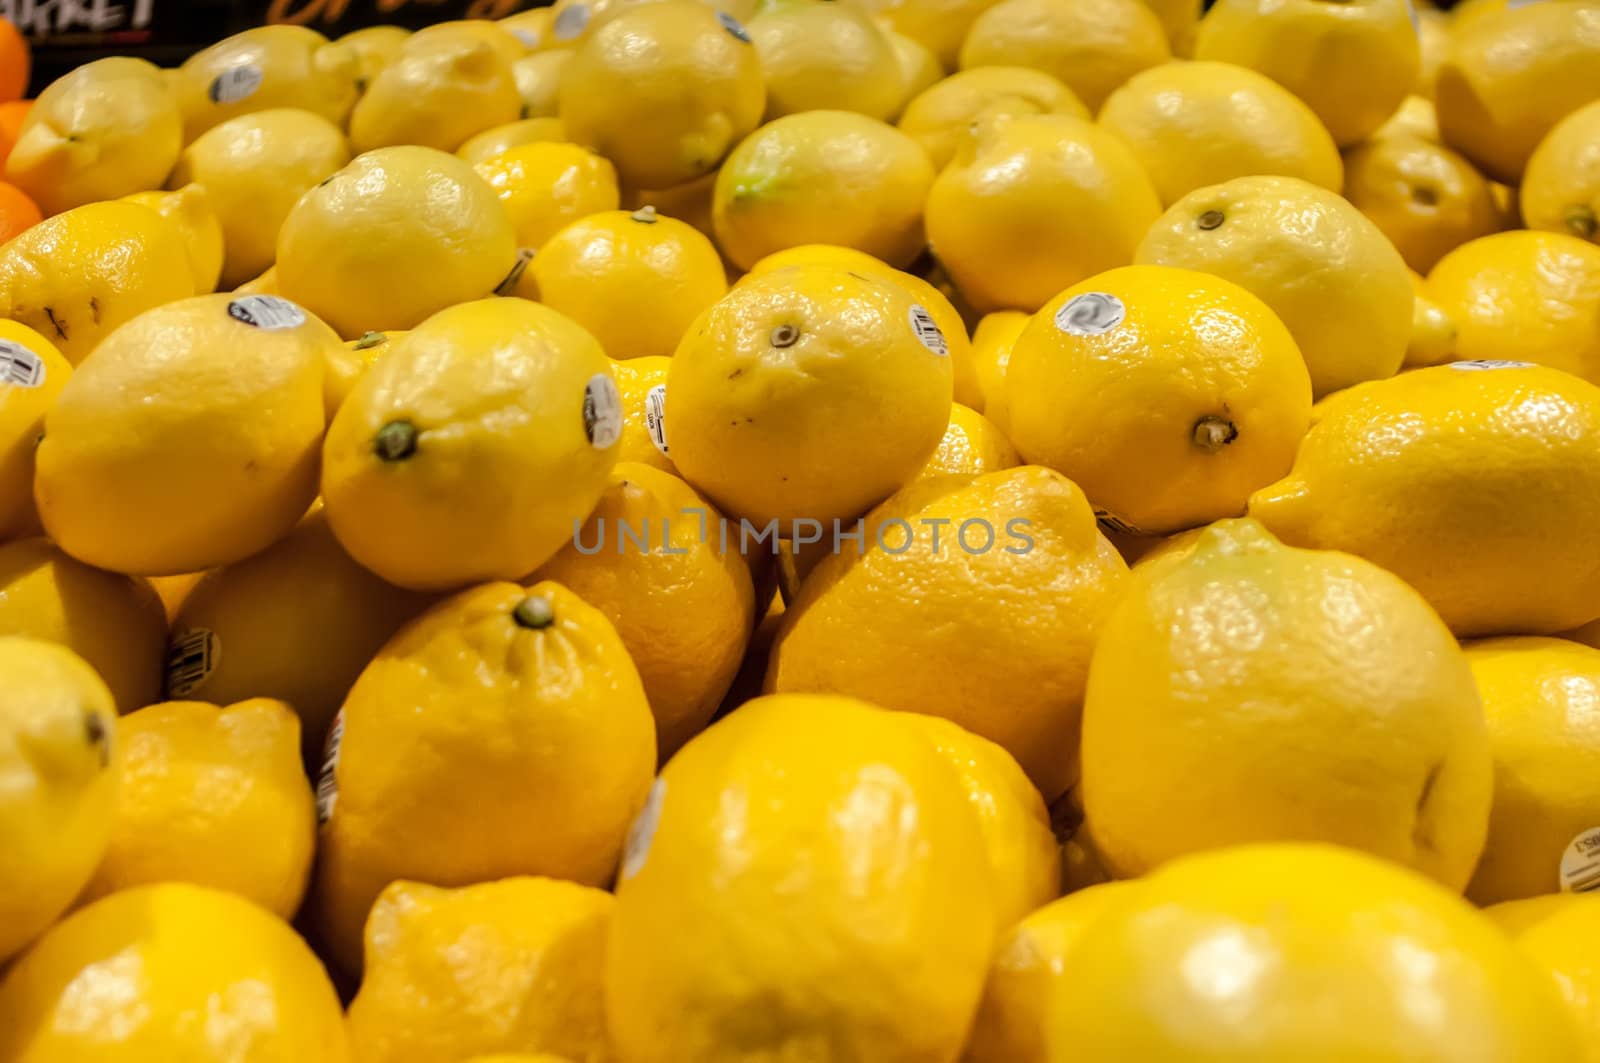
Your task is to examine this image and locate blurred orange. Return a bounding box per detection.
[0,20,27,104]
[0,181,41,242]
[0,99,31,165]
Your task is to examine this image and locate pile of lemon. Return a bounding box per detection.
[4,0,1600,1058]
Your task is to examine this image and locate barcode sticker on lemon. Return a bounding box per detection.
[1451,360,1534,371]
[0,341,45,388]
[209,64,263,104]
[909,305,949,356]
[646,383,670,456]
[585,374,623,449]
[228,296,306,331]
[317,710,344,825]
[165,629,220,698]
[1560,827,1600,892]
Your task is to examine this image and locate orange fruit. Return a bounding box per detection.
[0,21,28,105]
[0,181,39,242]
[0,100,29,166]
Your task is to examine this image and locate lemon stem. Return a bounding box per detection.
[373,421,418,462]
[771,324,799,348]
[1192,415,1238,451]
[513,595,556,629]
[1566,206,1598,241]
[353,331,387,350]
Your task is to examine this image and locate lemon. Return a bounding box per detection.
[607,693,994,1062]
[322,298,618,591]
[1341,133,1503,274]
[1007,265,1312,534]
[121,184,225,294]
[1522,99,1600,245]
[4,57,181,216]
[1046,844,1582,1058]
[347,878,613,1063]
[1194,0,1418,147]
[1250,363,1600,637]
[1416,6,1449,96]
[896,713,1060,930]
[855,0,996,68]
[919,402,1019,478]
[1423,231,1600,380]
[333,24,409,89]
[535,463,756,759]
[1498,896,1600,1053]
[713,110,936,271]
[610,355,677,475]
[1407,270,1457,368]
[769,466,1129,800]
[474,141,621,252]
[350,25,522,154]
[500,5,554,49]
[174,25,361,143]
[884,28,942,116]
[1483,892,1583,935]
[35,293,332,576]
[0,882,348,1060]
[234,264,279,296]
[960,0,1170,113]
[667,265,952,525]
[512,50,571,117]
[1374,93,1439,141]
[0,321,69,540]
[171,108,352,291]
[749,2,904,121]
[456,117,567,165]
[278,146,517,338]
[927,114,1160,313]
[313,581,655,974]
[1138,175,1413,397]
[0,200,194,364]
[897,67,1089,170]
[0,637,117,963]
[1142,0,1200,55]
[1098,60,1343,207]
[560,1,765,190]
[1462,638,1600,906]
[970,309,1027,424]
[1436,0,1600,185]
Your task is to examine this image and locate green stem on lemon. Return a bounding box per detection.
[513,595,556,629]
[373,421,419,462]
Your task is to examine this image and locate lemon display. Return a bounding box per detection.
[748,2,904,121]
[474,141,621,252]
[0,637,118,963]
[350,25,522,153]
[897,67,1089,171]
[121,184,225,295]
[1498,896,1600,1052]
[0,320,69,540]
[173,25,361,142]
[346,878,613,1063]
[920,402,1019,478]
[609,355,677,475]
[606,693,994,1063]
[333,24,409,89]
[512,51,571,118]
[1341,133,1504,274]
[456,116,567,164]
[1522,99,1600,244]
[857,0,999,68]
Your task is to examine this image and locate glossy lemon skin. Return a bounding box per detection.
[475,142,621,252]
[332,24,410,88]
[122,184,225,294]
[1522,99,1600,246]
[856,0,1005,68]
[1497,895,1600,1056]
[970,310,1028,426]
[1342,133,1504,274]
[918,402,1019,480]
[897,66,1089,171]
[0,321,70,540]
[749,2,905,122]
[513,51,572,118]
[457,116,567,165]
[350,26,522,154]
[174,25,361,143]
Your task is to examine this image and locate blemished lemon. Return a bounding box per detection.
[173,25,361,143]
[1045,844,1582,1059]
[855,0,1000,68]
[0,883,349,1061]
[1082,518,1490,887]
[713,110,936,271]
[1462,638,1600,905]
[610,355,677,475]
[1249,363,1600,637]
[322,298,618,591]
[606,693,995,1062]
[277,146,518,338]
[332,24,409,89]
[926,114,1160,313]
[121,184,225,295]
[897,67,1090,171]
[346,878,613,1063]
[1435,0,1600,185]
[170,108,352,290]
[535,463,756,760]
[34,294,332,576]
[1006,265,1312,535]
[1341,133,1504,274]
[960,0,1170,113]
[349,25,522,154]
[474,141,621,251]
[1522,99,1600,245]
[4,57,181,216]
[1138,175,1414,397]
[1406,270,1457,368]
[749,2,904,121]
[456,116,567,165]
[1097,61,1342,207]
[511,50,570,117]
[0,637,117,964]
[0,199,194,364]
[83,698,314,919]
[768,466,1129,801]
[666,265,952,526]
[970,310,1028,424]
[1194,0,1418,147]
[0,321,70,540]
[313,581,655,974]
[531,207,728,360]
[560,1,764,190]
[919,402,1019,479]
[1497,896,1600,1053]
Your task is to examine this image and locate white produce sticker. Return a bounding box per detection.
[1450,360,1534,371]
[620,778,666,881]
[718,11,751,42]
[317,710,344,825]
[553,3,590,39]
[209,64,263,104]
[908,305,949,356]
[645,383,670,456]
[0,340,45,387]
[510,26,539,47]
[1055,292,1126,337]
[584,374,623,449]
[165,628,220,698]
[1560,827,1600,892]
[228,296,306,331]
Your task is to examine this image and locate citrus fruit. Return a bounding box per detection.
[748,1,904,121]
[1341,133,1504,274]
[456,116,567,164]
[970,309,1027,424]
[332,24,409,89]
[855,0,1002,68]
[609,355,676,475]
[0,18,29,104]
[1498,896,1600,1052]
[0,180,38,241]
[474,141,621,252]
[1521,98,1600,245]
[120,184,224,295]
[512,50,571,117]
[920,402,1019,478]
[349,24,522,153]
[897,66,1089,170]
[0,319,68,540]
[1406,270,1457,368]
[173,25,361,143]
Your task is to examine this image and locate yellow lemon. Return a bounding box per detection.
[1374,93,1439,141]
[326,328,407,415]
[1007,265,1312,534]
[713,110,935,271]
[1142,0,1200,55]
[322,298,618,591]
[349,26,522,154]
[1250,362,1600,637]
[1045,844,1582,1059]
[768,466,1129,800]
[0,882,349,1061]
[456,116,567,164]
[0,199,194,364]
[500,5,554,49]
[121,184,225,294]
[1194,0,1419,147]
[610,355,677,475]
[884,28,942,117]
[4,57,181,216]
[1498,896,1600,1054]
[0,637,117,963]
[960,0,1170,113]
[1098,60,1343,207]
[1406,270,1457,368]
[749,2,904,121]
[1463,638,1600,905]
[278,146,517,338]
[535,463,756,759]
[174,25,361,142]
[1522,99,1600,245]
[235,263,279,295]
[0,321,69,540]
[1138,175,1414,397]
[919,402,1019,478]
[474,141,621,251]
[35,293,332,576]
[667,265,952,525]
[1423,231,1600,380]
[560,1,764,190]
[1482,892,1584,935]
[897,66,1089,171]
[149,572,203,623]
[1416,6,1450,97]
[171,108,352,290]
[606,693,994,1062]
[333,24,409,89]
[347,878,613,1063]
[855,0,996,68]
[1083,519,1490,887]
[1341,133,1504,274]
[313,581,655,974]
[169,508,435,766]
[927,114,1160,313]
[970,309,1027,424]
[512,50,571,118]
[413,18,530,64]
